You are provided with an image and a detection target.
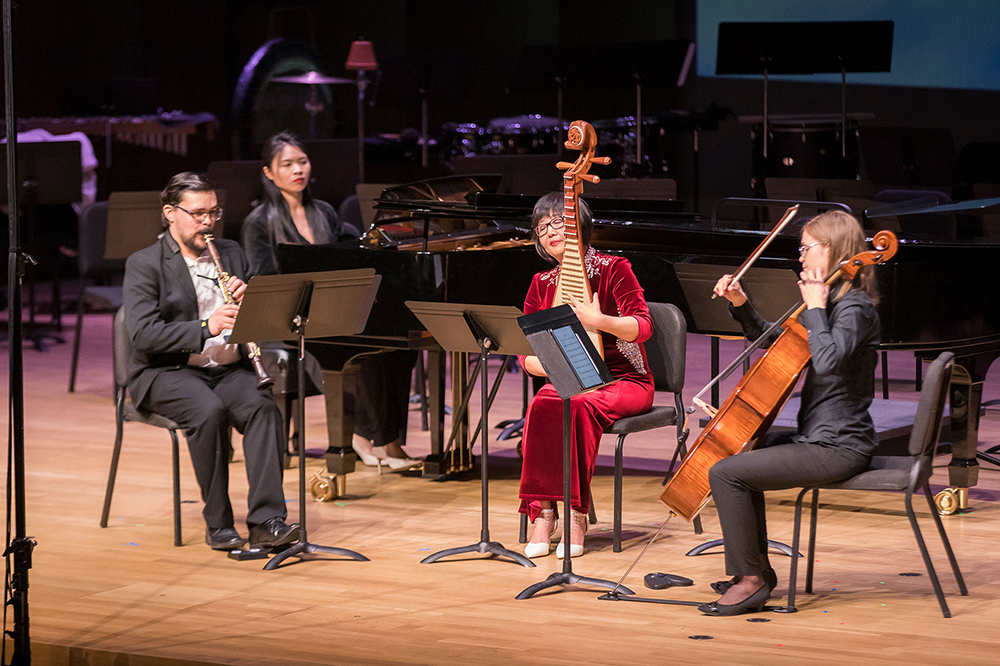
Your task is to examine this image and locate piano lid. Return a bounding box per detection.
[864,196,1000,244]
[366,173,699,249]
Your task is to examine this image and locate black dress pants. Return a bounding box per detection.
[144,364,287,530]
[708,436,870,577]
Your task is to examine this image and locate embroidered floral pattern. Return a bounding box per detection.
[616,338,647,374]
[542,247,612,285]
[540,265,559,286]
[615,301,647,375]
[585,246,612,278]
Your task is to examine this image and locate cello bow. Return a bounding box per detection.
[711,204,799,299]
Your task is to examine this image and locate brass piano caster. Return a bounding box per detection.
[310,470,346,502]
[934,487,969,515]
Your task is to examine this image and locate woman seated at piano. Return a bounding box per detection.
[703,210,880,616]
[519,192,655,558]
[242,131,420,470]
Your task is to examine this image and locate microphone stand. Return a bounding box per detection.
[3,0,37,661]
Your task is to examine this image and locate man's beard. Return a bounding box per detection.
[183,233,206,255]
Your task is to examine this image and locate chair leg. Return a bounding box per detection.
[100,413,125,528]
[922,482,968,596]
[805,489,819,593]
[614,434,624,552]
[170,429,182,547]
[588,501,597,525]
[68,284,86,393]
[519,512,527,544]
[786,488,810,611]
[881,350,890,399]
[905,486,953,617]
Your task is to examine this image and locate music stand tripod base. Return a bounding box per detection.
[685,538,800,558]
[265,541,369,570]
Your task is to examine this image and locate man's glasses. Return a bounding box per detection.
[534,215,565,236]
[175,204,223,222]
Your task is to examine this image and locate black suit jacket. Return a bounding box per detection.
[122,231,250,408]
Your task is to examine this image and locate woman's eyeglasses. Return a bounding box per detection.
[798,241,825,257]
[534,215,565,236]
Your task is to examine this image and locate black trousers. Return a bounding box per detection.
[144,364,287,530]
[708,435,870,577]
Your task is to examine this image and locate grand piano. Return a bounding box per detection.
[278,175,1000,507]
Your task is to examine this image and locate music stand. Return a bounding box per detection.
[0,141,81,336]
[408,301,534,567]
[514,305,634,599]
[716,21,893,161]
[230,268,381,569]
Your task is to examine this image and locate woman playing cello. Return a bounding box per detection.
[703,210,881,616]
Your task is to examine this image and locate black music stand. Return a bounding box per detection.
[408,301,534,567]
[515,305,633,599]
[230,268,380,569]
[717,21,893,163]
[0,141,82,338]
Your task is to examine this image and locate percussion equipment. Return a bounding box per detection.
[484,115,566,155]
[592,115,670,178]
[271,71,354,85]
[751,117,861,185]
[441,121,483,161]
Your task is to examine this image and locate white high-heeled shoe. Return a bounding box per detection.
[555,511,588,559]
[373,446,422,473]
[524,509,558,558]
[351,437,379,467]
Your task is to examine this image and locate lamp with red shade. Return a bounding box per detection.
[346,39,378,183]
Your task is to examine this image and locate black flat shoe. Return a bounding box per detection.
[710,567,777,595]
[248,517,300,549]
[206,526,245,551]
[697,581,773,617]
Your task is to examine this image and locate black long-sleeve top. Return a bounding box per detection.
[242,198,356,277]
[730,289,881,456]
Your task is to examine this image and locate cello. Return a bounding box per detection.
[659,229,899,521]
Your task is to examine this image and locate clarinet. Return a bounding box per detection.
[202,234,274,390]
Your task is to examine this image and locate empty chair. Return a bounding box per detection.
[337,194,364,237]
[69,201,124,392]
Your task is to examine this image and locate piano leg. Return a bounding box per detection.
[937,357,991,514]
[422,349,448,477]
[318,365,361,496]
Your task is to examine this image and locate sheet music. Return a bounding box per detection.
[553,325,603,389]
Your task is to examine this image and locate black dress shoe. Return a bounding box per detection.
[248,517,300,549]
[698,581,774,617]
[206,526,246,551]
[710,567,778,595]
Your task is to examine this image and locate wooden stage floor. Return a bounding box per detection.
[5,310,1000,665]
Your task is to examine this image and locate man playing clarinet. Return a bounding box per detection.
[122,172,299,552]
